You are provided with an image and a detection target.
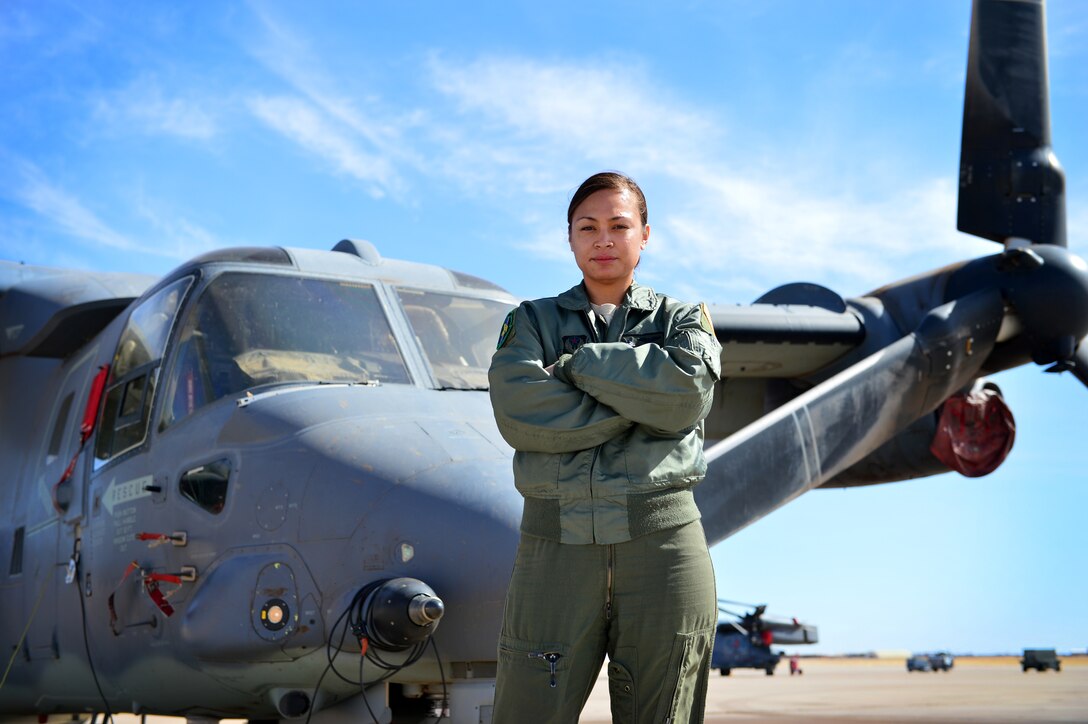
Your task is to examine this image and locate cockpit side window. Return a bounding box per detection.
[95,277,194,464]
[395,288,514,390]
[160,273,410,429]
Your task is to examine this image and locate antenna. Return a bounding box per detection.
[332,239,383,265]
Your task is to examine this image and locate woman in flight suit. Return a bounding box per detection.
[488,172,722,723]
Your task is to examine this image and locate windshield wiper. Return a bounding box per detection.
[236,380,379,407]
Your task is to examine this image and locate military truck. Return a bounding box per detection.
[1020,649,1062,672]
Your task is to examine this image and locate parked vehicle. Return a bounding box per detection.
[928,652,954,671]
[906,654,933,672]
[1021,649,1062,672]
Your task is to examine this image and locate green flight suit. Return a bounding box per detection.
[488,282,721,723]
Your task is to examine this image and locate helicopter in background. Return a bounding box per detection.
[1,1,1086,722]
[712,600,818,677]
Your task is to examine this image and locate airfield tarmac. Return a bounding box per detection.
[116,656,1086,723]
[580,656,1088,723]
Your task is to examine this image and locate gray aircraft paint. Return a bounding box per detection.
[2,2,1087,723]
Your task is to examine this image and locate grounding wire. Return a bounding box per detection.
[75,538,114,724]
[359,653,381,724]
[308,579,436,722]
[304,589,365,724]
[430,636,448,723]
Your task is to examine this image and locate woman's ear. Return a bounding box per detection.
[641,223,650,250]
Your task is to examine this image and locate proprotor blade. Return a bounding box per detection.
[1070,341,1088,389]
[696,290,1004,546]
[957,0,1066,247]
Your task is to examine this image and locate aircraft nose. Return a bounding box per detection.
[287,413,521,661]
[203,386,522,662]
[327,453,522,660]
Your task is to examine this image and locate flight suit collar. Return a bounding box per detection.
[556,281,656,312]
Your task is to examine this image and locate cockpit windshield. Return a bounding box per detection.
[396,288,513,390]
[162,273,409,428]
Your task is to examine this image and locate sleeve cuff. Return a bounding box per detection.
[552,353,575,384]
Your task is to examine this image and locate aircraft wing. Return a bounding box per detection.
[0,260,155,358]
[693,0,1088,549]
[707,298,863,379]
[698,286,1009,547]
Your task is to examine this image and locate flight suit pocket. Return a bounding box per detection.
[676,328,721,380]
[513,451,561,496]
[607,656,637,722]
[656,628,713,723]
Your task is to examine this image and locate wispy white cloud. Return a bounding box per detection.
[422,53,988,297]
[131,188,220,261]
[92,74,218,140]
[519,222,572,264]
[652,172,987,298]
[0,6,41,43]
[242,4,411,197]
[5,4,1071,307]
[0,3,104,60]
[0,154,204,261]
[423,53,718,194]
[230,13,1008,297]
[3,159,142,254]
[247,95,397,197]
[428,54,715,158]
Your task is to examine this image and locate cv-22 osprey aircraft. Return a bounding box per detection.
[1,1,1086,722]
[711,600,819,677]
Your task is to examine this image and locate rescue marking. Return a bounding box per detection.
[103,475,154,516]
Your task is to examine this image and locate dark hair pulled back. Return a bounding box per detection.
[567,172,648,237]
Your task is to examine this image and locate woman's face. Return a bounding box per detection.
[568,188,649,292]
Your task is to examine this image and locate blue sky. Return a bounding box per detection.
[2,1,1085,655]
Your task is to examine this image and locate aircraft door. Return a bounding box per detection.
[12,345,104,664]
[87,276,193,638]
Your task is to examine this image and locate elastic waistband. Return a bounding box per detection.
[520,487,701,544]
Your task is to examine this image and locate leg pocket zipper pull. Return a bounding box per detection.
[529,651,563,688]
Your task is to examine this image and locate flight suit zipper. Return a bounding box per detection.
[605,543,614,620]
[591,302,622,618]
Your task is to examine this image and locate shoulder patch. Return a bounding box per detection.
[496,309,517,349]
[699,302,714,334]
